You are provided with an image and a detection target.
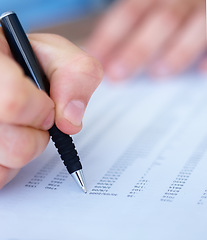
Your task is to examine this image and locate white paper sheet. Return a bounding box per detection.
[1,73,207,240]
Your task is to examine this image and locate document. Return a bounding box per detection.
[0,73,207,240]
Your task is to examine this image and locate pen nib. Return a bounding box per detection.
[71,170,87,193]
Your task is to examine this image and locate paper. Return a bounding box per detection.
[1,73,207,240]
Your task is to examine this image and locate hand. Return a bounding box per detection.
[0,32,103,188]
[86,0,206,80]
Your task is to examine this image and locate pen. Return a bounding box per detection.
[0,11,87,193]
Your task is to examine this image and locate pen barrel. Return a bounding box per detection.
[49,125,82,174]
[0,12,82,174]
[0,12,50,93]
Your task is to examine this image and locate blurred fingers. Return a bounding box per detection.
[86,0,157,62]
[150,10,206,77]
[105,6,187,80]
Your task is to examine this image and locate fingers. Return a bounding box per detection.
[0,52,55,130]
[0,122,48,190]
[29,34,103,135]
[150,10,206,77]
[0,31,57,189]
[105,6,185,80]
[0,32,103,189]
[0,122,49,189]
[0,32,103,188]
[0,123,49,169]
[86,0,156,62]
[86,0,205,81]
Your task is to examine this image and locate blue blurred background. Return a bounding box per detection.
[0,0,113,31]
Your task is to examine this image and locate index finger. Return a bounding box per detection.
[29,34,103,135]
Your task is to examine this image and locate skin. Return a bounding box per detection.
[0,0,205,188]
[87,0,206,80]
[0,32,103,189]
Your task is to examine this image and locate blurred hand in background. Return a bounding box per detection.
[87,0,206,80]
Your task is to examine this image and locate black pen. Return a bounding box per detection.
[0,11,87,193]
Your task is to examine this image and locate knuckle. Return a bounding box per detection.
[74,55,104,84]
[2,85,27,121]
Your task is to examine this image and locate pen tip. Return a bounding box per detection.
[82,186,87,194]
[71,170,87,194]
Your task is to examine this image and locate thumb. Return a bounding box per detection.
[29,34,103,135]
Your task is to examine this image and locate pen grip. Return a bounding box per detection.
[49,125,82,174]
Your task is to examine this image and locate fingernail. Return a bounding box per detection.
[64,100,85,127]
[151,61,171,77]
[42,109,55,130]
[107,61,130,80]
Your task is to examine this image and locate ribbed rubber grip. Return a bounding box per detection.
[49,124,82,174]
